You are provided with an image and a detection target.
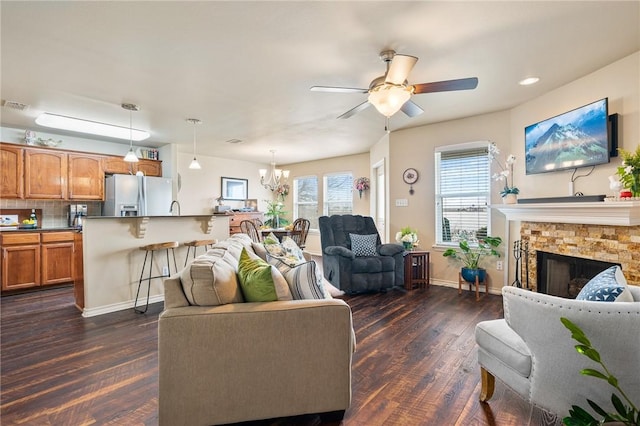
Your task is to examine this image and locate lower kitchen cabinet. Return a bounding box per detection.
[1,231,76,292]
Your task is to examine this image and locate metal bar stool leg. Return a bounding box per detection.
[135,250,153,314]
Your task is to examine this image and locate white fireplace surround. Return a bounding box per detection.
[494,200,640,226]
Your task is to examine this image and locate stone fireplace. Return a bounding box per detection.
[495,201,640,291]
[536,250,620,297]
[521,222,640,291]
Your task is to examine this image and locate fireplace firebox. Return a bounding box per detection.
[536,251,620,298]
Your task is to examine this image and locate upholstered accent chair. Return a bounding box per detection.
[475,285,640,418]
[318,215,404,294]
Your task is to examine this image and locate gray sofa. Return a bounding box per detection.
[475,285,640,418]
[158,234,355,426]
[319,214,404,294]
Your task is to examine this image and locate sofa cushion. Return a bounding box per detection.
[180,250,244,306]
[237,248,278,302]
[475,319,532,377]
[268,257,327,300]
[263,235,306,266]
[576,266,633,302]
[349,233,378,257]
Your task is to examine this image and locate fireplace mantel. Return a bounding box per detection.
[493,200,640,226]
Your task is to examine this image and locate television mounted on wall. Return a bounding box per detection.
[525,98,610,175]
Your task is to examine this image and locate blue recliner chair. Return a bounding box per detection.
[319,215,404,294]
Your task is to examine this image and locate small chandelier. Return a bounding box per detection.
[122,103,140,163]
[259,150,289,191]
[186,118,202,170]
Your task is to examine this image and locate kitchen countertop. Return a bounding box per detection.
[0,227,80,233]
[88,214,220,219]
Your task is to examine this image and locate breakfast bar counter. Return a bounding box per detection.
[81,215,229,317]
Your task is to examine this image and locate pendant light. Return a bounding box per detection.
[122,103,140,163]
[259,150,289,191]
[187,118,202,170]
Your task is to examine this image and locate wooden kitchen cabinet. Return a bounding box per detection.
[41,232,75,286]
[68,153,104,200]
[136,159,162,177]
[1,233,41,291]
[0,144,24,199]
[73,232,84,310]
[24,148,68,199]
[102,155,162,177]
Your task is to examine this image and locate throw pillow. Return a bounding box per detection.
[268,257,327,300]
[263,236,306,267]
[237,248,278,302]
[350,233,378,257]
[576,266,633,302]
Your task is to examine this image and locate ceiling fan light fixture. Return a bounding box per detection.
[368,83,412,117]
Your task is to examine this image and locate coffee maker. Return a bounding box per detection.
[69,204,87,229]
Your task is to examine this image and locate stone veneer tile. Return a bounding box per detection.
[522,222,640,288]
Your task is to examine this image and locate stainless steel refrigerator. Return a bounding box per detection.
[103,175,173,216]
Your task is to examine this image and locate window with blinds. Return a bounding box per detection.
[435,142,491,245]
[293,176,319,229]
[323,172,353,217]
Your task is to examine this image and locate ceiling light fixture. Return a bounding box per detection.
[35,112,150,141]
[368,83,413,117]
[122,103,140,163]
[519,77,540,86]
[259,150,289,192]
[187,118,202,170]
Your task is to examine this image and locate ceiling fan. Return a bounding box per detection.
[311,50,478,119]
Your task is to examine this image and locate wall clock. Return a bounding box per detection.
[403,168,419,195]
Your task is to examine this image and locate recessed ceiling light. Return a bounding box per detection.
[519,77,540,86]
[35,112,150,141]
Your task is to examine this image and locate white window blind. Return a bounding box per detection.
[293,176,319,229]
[435,143,490,244]
[323,172,353,217]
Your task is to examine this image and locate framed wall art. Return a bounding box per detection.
[221,177,248,200]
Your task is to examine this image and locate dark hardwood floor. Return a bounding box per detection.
[1,285,561,425]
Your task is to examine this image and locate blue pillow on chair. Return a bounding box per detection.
[576,266,633,302]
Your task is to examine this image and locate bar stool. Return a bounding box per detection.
[183,239,217,266]
[134,241,179,314]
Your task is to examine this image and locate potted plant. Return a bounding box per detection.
[442,235,502,283]
[264,200,289,228]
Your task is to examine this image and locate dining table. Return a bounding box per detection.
[260,228,301,242]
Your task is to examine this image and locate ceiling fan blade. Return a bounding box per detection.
[310,86,368,94]
[401,100,424,118]
[385,54,418,85]
[337,101,371,119]
[412,77,478,94]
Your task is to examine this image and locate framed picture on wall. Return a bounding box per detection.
[221,177,248,200]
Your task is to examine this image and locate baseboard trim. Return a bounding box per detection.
[82,294,165,317]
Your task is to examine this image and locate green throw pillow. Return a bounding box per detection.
[237,247,278,302]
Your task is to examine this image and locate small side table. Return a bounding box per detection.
[404,251,430,290]
[458,272,488,301]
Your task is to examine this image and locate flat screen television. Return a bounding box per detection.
[525,98,610,174]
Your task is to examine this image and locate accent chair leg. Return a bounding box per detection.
[479,367,495,402]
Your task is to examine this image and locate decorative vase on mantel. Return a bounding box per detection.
[502,193,518,204]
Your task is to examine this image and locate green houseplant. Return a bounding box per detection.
[442,235,502,283]
[561,317,639,426]
[264,200,289,228]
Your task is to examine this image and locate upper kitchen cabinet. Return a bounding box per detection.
[68,153,104,200]
[103,155,162,177]
[0,144,24,199]
[24,148,68,199]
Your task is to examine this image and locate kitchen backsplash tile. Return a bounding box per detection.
[0,199,101,228]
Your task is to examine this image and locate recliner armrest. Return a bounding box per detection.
[378,243,404,256]
[324,245,356,259]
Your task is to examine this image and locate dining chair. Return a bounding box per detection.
[240,220,262,243]
[292,218,310,249]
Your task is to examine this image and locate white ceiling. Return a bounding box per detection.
[1,1,639,165]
